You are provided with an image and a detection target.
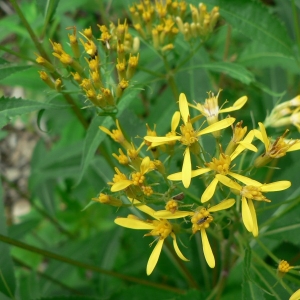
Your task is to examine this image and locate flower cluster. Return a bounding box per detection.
[36,21,140,111]
[95,88,298,275]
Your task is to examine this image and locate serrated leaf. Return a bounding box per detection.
[0,97,68,128]
[77,88,140,184]
[0,64,31,81]
[238,42,298,73]
[203,0,293,56]
[181,62,255,84]
[0,178,16,298]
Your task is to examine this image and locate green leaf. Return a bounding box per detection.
[0,97,68,128]
[0,178,16,298]
[180,62,255,85]
[77,88,140,184]
[242,280,265,300]
[203,0,294,56]
[242,247,265,300]
[238,42,299,73]
[0,64,31,81]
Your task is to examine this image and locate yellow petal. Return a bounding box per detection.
[131,201,158,219]
[191,168,211,177]
[228,172,261,187]
[171,111,180,132]
[140,156,150,174]
[197,117,235,136]
[111,180,133,192]
[215,174,241,190]
[253,129,263,142]
[201,177,219,203]
[171,233,189,261]
[154,210,193,219]
[99,125,112,136]
[258,122,270,151]
[219,96,247,113]
[114,217,154,230]
[290,289,300,300]
[208,198,235,212]
[241,197,253,232]
[169,168,211,181]
[201,229,215,268]
[182,147,191,188]
[248,199,258,237]
[167,172,182,181]
[179,93,189,124]
[230,130,256,160]
[287,141,300,152]
[260,181,291,192]
[147,239,164,275]
[144,136,180,143]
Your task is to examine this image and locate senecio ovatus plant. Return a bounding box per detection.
[35,0,300,292]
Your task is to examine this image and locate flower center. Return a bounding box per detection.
[131,172,145,185]
[180,122,198,146]
[112,168,127,183]
[149,219,173,239]
[268,131,296,158]
[206,153,231,175]
[240,185,267,201]
[165,200,178,214]
[191,208,213,233]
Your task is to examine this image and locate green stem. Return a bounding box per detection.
[63,93,89,129]
[251,265,282,300]
[13,257,84,295]
[162,55,179,101]
[164,239,200,290]
[174,42,203,73]
[1,175,75,239]
[0,46,36,63]
[9,0,50,60]
[252,251,293,295]
[0,234,185,295]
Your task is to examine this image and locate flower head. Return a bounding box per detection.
[168,130,257,203]
[216,174,291,236]
[109,157,153,194]
[154,199,235,268]
[254,122,300,167]
[144,93,235,188]
[114,199,189,275]
[277,260,294,277]
[100,120,132,149]
[189,90,247,126]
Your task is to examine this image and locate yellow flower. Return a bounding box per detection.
[290,289,300,300]
[99,120,132,149]
[155,199,235,268]
[254,122,300,167]
[168,130,257,202]
[114,199,189,275]
[110,156,152,192]
[189,90,247,126]
[92,193,122,207]
[216,174,291,236]
[277,260,294,277]
[144,93,235,188]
